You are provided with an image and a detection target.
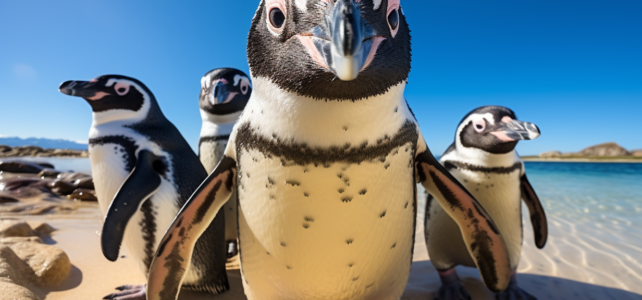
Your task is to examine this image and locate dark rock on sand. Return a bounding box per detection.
[47,180,77,195]
[73,177,94,190]
[68,188,97,201]
[0,195,19,203]
[0,161,48,174]
[37,169,61,178]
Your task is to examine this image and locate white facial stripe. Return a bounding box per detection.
[92,79,150,126]
[294,0,307,12]
[373,0,382,10]
[233,75,251,87]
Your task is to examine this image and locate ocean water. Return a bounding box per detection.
[518,162,642,293]
[1,157,92,175]
[525,162,642,233]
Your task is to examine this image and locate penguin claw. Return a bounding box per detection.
[103,284,146,300]
[495,286,537,300]
[434,282,471,300]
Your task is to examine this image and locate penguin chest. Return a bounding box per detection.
[457,169,524,267]
[89,141,180,274]
[89,142,134,214]
[199,140,228,174]
[235,145,417,300]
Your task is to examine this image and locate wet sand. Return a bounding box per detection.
[12,186,641,300]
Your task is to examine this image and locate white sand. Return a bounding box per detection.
[12,187,642,300]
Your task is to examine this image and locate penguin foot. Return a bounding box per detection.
[435,268,471,300]
[434,281,471,300]
[496,271,536,300]
[495,286,536,300]
[226,240,238,258]
[103,284,146,300]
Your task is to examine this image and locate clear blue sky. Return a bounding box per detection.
[1,0,640,156]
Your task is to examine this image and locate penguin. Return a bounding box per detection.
[58,75,228,300]
[198,68,252,260]
[424,106,547,300]
[147,1,513,300]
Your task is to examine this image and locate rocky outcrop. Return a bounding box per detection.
[0,221,72,299]
[539,142,638,158]
[579,142,630,157]
[0,145,88,158]
[539,151,562,158]
[0,160,97,204]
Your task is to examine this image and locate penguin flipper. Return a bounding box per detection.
[416,149,511,293]
[147,156,236,300]
[101,150,163,262]
[520,174,548,249]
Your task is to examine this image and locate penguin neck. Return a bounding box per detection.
[199,110,241,138]
[238,76,411,148]
[448,143,520,167]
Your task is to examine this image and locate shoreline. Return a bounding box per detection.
[522,157,642,163]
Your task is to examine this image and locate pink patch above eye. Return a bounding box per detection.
[502,116,513,123]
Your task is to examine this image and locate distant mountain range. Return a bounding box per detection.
[0,137,87,150]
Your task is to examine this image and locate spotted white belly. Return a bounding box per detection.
[236,144,417,300]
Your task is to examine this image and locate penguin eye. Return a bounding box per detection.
[240,81,250,95]
[114,82,130,96]
[269,8,285,28]
[388,9,399,31]
[387,0,400,37]
[266,1,287,35]
[473,119,486,133]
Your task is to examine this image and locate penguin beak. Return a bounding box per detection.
[297,0,385,81]
[491,118,541,142]
[209,81,237,105]
[59,80,108,100]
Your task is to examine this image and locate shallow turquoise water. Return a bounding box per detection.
[525,162,642,229]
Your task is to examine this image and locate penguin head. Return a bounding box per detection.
[199,68,252,119]
[59,75,158,124]
[455,106,541,154]
[247,0,411,101]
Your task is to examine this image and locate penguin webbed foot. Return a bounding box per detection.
[103,284,146,300]
[435,281,471,300]
[495,285,537,300]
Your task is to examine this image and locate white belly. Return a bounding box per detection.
[426,168,523,269]
[236,145,416,300]
[199,140,228,174]
[200,140,238,244]
[89,142,202,282]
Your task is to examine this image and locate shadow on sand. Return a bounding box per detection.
[403,260,642,300]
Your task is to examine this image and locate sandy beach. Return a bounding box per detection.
[1,158,641,299]
[1,187,637,300]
